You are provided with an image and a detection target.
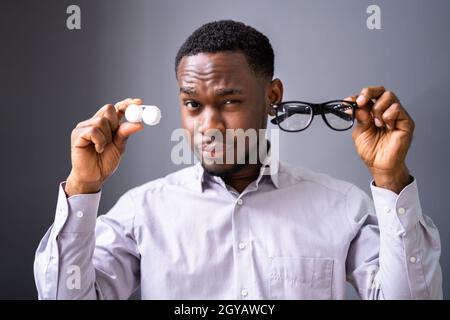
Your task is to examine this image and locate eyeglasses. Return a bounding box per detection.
[270,100,357,132]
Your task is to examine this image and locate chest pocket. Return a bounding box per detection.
[269,257,334,299]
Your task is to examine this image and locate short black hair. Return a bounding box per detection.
[175,20,274,80]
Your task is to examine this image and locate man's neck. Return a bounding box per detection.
[223,163,262,194]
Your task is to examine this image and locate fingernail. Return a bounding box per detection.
[356,95,366,105]
[386,123,393,130]
[374,118,383,127]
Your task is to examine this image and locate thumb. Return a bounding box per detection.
[352,107,374,139]
[114,122,144,152]
[355,107,372,129]
[350,93,374,133]
[344,95,372,133]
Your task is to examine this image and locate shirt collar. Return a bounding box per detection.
[194,143,281,193]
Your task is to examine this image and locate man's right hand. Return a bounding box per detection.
[65,98,144,197]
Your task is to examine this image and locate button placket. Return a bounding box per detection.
[60,208,68,219]
[232,196,253,299]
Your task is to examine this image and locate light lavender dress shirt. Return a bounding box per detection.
[34,160,442,299]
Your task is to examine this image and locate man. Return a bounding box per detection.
[34,20,442,299]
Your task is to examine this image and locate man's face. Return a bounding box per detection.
[177,51,274,177]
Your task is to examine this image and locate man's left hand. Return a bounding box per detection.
[346,86,415,194]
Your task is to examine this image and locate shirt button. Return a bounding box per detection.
[398,207,406,215]
[237,199,243,206]
[60,210,68,218]
[238,242,247,250]
[76,211,84,218]
[410,256,417,263]
[240,288,248,297]
[383,207,391,214]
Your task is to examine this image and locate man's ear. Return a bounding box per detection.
[268,104,277,117]
[266,78,283,116]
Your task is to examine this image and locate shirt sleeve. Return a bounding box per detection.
[345,177,443,299]
[33,182,140,300]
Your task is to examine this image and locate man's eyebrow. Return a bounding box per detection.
[180,86,196,95]
[215,88,244,96]
[179,87,244,96]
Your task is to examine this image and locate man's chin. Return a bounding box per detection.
[201,162,246,178]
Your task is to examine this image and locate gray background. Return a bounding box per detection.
[0,0,448,299]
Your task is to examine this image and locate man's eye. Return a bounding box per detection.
[223,100,241,106]
[184,101,200,109]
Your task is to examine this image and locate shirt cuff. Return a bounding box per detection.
[370,176,422,235]
[53,182,102,234]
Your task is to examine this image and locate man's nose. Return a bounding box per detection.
[198,106,225,135]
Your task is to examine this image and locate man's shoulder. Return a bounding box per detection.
[279,161,360,197]
[126,164,199,198]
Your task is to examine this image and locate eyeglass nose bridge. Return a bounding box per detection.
[310,103,324,116]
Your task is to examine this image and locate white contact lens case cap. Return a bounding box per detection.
[125,104,161,126]
[125,104,143,123]
[142,105,161,126]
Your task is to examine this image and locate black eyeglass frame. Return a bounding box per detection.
[270,100,357,132]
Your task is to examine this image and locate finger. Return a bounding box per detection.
[72,126,107,153]
[381,102,414,132]
[78,116,113,144]
[348,94,374,114]
[114,98,133,116]
[102,105,119,131]
[113,122,144,152]
[93,103,114,117]
[371,90,397,128]
[93,104,119,131]
[77,104,118,129]
[92,116,113,143]
[356,86,386,106]
[115,98,143,121]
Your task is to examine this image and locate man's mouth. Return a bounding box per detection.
[197,142,233,160]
